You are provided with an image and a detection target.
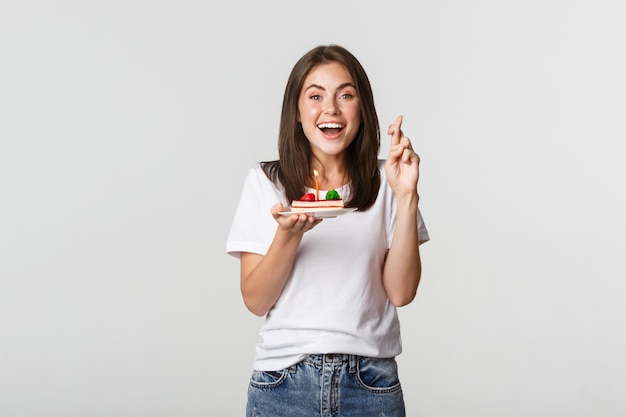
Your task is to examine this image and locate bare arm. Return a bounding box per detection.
[240,203,322,316]
[381,192,421,306]
[382,115,423,307]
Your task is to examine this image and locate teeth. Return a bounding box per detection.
[318,123,344,129]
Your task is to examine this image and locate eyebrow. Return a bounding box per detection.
[304,82,356,92]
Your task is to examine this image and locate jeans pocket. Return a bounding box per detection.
[249,369,288,389]
[356,357,402,393]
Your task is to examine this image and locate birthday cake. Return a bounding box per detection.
[291,190,344,212]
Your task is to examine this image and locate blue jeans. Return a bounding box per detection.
[246,354,405,417]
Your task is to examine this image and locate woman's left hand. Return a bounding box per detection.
[384,115,420,196]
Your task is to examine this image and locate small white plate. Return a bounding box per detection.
[279,207,357,219]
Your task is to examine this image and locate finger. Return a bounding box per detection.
[388,143,405,160]
[388,137,413,161]
[294,214,322,231]
[305,217,323,230]
[389,115,403,146]
[402,148,413,163]
[401,136,414,151]
[271,202,285,219]
[402,149,420,165]
[279,213,305,230]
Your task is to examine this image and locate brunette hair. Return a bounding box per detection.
[261,44,381,210]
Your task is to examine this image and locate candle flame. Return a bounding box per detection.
[313,169,319,178]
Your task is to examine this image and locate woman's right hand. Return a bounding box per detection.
[271,203,323,234]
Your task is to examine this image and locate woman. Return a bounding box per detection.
[227,44,429,416]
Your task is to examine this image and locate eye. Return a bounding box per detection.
[309,94,322,100]
[339,93,354,100]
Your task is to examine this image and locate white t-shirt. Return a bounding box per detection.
[226,161,429,371]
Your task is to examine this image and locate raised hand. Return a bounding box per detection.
[384,115,420,197]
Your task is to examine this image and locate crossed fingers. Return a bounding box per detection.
[388,115,417,163]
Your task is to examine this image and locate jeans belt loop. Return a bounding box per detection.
[349,355,358,373]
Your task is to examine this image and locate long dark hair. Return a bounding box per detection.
[261,44,381,210]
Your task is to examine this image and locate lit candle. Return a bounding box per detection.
[313,169,319,200]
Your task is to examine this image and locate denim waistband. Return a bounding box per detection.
[302,354,359,371]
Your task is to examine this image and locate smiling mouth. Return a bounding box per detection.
[317,122,345,135]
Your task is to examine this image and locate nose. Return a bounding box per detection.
[323,99,339,115]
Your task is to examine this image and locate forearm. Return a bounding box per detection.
[240,228,303,316]
[382,192,422,307]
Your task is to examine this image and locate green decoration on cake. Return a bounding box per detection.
[325,189,340,200]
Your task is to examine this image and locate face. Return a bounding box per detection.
[298,62,361,159]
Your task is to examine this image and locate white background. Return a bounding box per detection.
[1,1,625,416]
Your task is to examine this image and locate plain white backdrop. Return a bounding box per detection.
[1,1,625,416]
